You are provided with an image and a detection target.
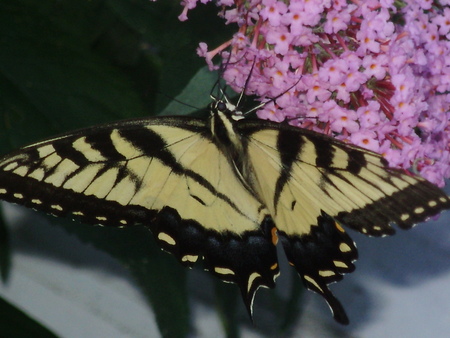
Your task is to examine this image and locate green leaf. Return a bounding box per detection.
[0,0,239,336]
[159,66,218,116]
[0,296,58,337]
[98,0,235,112]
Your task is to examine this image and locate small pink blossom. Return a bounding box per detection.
[350,130,381,152]
[324,8,351,34]
[360,5,395,40]
[265,27,292,55]
[303,74,331,103]
[281,4,305,34]
[260,0,287,27]
[433,7,450,36]
[319,59,349,86]
[362,55,388,80]
[357,101,384,129]
[391,74,415,102]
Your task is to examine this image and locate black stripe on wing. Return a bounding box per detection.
[0,171,151,227]
[273,127,303,209]
[115,126,254,219]
[54,132,127,165]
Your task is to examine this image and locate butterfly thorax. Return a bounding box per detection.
[208,99,244,152]
[208,99,254,187]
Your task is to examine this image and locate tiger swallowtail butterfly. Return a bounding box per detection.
[0,97,448,324]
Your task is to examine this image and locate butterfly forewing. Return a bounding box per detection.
[240,121,450,235]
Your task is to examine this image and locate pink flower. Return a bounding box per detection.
[433,7,450,36]
[260,0,287,27]
[357,101,385,129]
[360,5,394,40]
[362,55,388,80]
[265,28,292,55]
[391,74,415,102]
[328,105,359,134]
[281,3,306,34]
[350,130,381,152]
[324,8,352,34]
[303,74,331,103]
[319,59,348,86]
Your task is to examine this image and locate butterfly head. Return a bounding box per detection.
[209,96,245,122]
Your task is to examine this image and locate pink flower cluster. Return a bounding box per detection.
[181,0,450,186]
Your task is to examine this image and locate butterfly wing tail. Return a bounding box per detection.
[280,211,357,325]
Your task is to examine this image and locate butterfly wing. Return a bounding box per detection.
[239,120,450,324]
[0,117,279,314]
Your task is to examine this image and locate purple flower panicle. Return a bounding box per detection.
[182,0,450,186]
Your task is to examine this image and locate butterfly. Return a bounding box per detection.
[0,96,448,325]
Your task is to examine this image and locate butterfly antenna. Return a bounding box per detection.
[243,75,302,117]
[209,50,235,102]
[157,91,202,112]
[235,57,258,108]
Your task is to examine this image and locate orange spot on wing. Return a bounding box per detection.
[334,221,345,233]
[271,227,279,245]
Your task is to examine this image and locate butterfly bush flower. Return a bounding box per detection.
[179,0,450,187]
